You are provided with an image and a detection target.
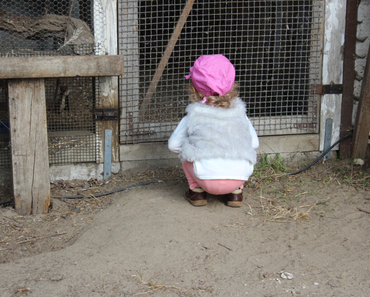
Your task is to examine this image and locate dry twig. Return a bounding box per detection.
[218,243,233,251]
[357,207,370,215]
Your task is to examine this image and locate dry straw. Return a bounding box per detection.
[135,270,209,295]
[259,196,317,223]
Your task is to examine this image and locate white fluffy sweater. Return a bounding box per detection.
[168,98,259,180]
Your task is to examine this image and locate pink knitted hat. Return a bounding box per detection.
[185,54,236,96]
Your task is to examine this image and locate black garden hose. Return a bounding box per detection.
[52,180,162,199]
[287,133,353,175]
[0,180,162,205]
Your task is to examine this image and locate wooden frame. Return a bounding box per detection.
[94,0,120,163]
[352,44,370,159]
[320,0,346,151]
[2,54,123,215]
[0,55,124,79]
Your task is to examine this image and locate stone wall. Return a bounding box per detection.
[353,0,370,124]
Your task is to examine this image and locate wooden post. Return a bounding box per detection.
[320,0,346,151]
[8,79,50,215]
[96,0,119,163]
[351,45,370,159]
[0,54,124,215]
[339,0,357,158]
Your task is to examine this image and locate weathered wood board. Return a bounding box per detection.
[139,0,195,116]
[352,45,370,159]
[8,79,50,215]
[0,55,124,79]
[4,53,124,215]
[96,0,119,163]
[320,0,346,151]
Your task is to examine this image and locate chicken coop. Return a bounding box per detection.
[120,0,322,142]
[0,0,125,214]
[118,0,352,166]
[0,0,358,177]
[0,0,104,167]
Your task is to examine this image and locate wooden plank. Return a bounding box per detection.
[0,55,124,79]
[98,77,119,163]
[138,0,195,116]
[8,79,50,215]
[351,44,370,159]
[320,0,346,151]
[120,134,320,162]
[339,0,358,158]
[96,0,119,163]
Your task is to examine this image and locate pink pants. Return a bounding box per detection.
[182,161,245,195]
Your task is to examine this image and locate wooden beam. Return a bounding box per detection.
[339,0,358,158]
[8,79,50,215]
[0,55,124,79]
[138,0,195,117]
[320,0,346,151]
[351,44,370,159]
[96,0,120,164]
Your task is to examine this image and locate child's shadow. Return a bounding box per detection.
[205,193,228,207]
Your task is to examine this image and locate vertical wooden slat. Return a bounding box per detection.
[340,0,358,158]
[8,79,50,215]
[96,0,119,163]
[351,44,370,159]
[138,0,195,116]
[320,0,346,151]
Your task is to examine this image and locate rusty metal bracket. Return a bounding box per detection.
[94,108,118,121]
[310,84,343,95]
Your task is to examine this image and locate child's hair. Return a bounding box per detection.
[189,82,239,109]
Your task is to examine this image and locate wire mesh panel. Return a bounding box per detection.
[118,0,323,144]
[0,0,106,167]
[45,77,99,165]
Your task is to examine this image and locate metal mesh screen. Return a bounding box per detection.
[119,0,323,144]
[0,0,97,56]
[0,0,106,167]
[46,77,99,165]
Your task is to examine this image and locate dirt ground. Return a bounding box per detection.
[1,158,370,297]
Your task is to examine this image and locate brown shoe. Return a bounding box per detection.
[185,188,207,206]
[226,188,243,207]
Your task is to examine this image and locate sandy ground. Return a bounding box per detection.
[1,160,370,297]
